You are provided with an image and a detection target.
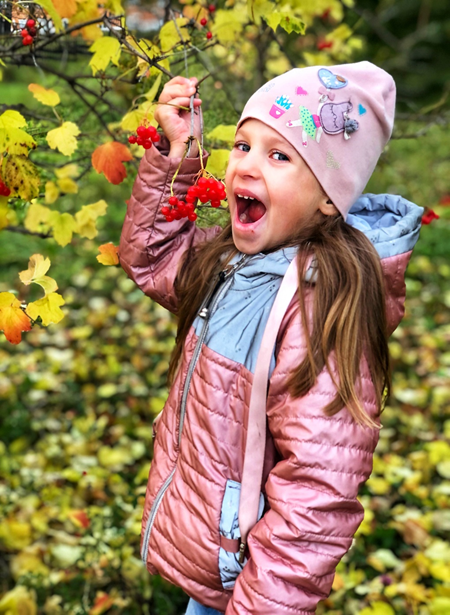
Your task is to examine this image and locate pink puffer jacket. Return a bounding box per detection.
[118,136,423,614]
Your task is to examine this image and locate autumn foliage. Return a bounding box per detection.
[0,0,449,612]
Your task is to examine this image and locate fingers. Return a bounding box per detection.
[159,77,199,104]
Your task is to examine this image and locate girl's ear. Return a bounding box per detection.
[319,197,339,217]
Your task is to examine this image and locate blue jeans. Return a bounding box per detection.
[185,598,224,615]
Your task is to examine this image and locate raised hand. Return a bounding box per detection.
[154,76,203,158]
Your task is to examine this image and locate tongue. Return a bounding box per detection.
[247,201,266,222]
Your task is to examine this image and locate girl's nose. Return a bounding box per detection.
[235,148,261,179]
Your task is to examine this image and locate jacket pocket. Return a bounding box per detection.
[218,479,264,590]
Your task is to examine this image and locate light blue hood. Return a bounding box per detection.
[193,193,423,375]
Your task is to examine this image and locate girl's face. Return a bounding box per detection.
[225,119,334,254]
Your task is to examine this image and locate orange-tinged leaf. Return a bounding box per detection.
[52,0,77,18]
[68,509,90,529]
[19,254,57,295]
[26,292,65,326]
[97,243,119,265]
[0,292,32,344]
[92,142,132,184]
[89,592,114,615]
[28,84,60,107]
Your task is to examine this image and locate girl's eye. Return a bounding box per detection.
[234,142,250,152]
[272,151,289,161]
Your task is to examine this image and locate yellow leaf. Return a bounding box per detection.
[120,109,147,132]
[4,155,40,200]
[75,200,108,239]
[212,8,247,44]
[206,124,236,145]
[97,242,119,265]
[159,18,190,52]
[360,603,395,615]
[0,111,36,155]
[19,254,58,296]
[11,550,50,580]
[0,293,32,344]
[25,202,51,232]
[89,37,122,75]
[144,72,162,101]
[0,109,26,129]
[104,0,124,14]
[57,177,78,194]
[46,122,80,156]
[206,148,230,179]
[429,597,450,614]
[55,163,79,178]
[45,180,60,204]
[26,292,65,326]
[0,585,37,614]
[28,83,60,107]
[0,203,7,230]
[48,211,77,247]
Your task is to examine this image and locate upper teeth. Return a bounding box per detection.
[237,194,255,200]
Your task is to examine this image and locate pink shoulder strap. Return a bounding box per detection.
[237,255,300,561]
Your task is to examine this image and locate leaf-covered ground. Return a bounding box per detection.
[1,121,450,614]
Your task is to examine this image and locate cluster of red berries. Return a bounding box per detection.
[0,178,11,197]
[199,5,215,39]
[21,19,37,46]
[128,124,160,149]
[162,176,226,223]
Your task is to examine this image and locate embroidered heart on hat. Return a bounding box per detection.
[318,68,348,90]
[296,86,308,96]
[326,150,340,170]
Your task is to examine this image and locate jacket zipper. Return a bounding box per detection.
[141,253,250,563]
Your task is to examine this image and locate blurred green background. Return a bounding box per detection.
[0,0,449,613]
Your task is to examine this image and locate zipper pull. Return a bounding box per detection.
[199,270,226,319]
[238,541,246,564]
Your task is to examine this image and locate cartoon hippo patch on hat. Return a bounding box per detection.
[320,101,359,140]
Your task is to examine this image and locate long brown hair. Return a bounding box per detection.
[168,212,390,429]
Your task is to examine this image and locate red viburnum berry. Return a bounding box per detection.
[422,210,439,225]
[0,182,11,197]
[136,136,144,146]
[200,17,208,26]
[206,31,213,39]
[161,206,171,216]
[142,140,152,149]
[317,40,333,50]
[188,212,198,222]
[23,35,33,45]
[128,135,137,144]
[28,26,37,36]
[168,196,178,206]
[136,125,148,137]
[26,18,35,28]
[208,4,216,12]
[21,28,28,37]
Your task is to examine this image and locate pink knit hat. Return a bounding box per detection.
[236,61,396,219]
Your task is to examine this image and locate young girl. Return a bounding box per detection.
[118,62,423,614]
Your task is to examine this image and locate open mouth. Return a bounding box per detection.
[235,194,267,224]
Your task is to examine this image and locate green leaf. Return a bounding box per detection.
[206,125,236,145]
[159,18,189,53]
